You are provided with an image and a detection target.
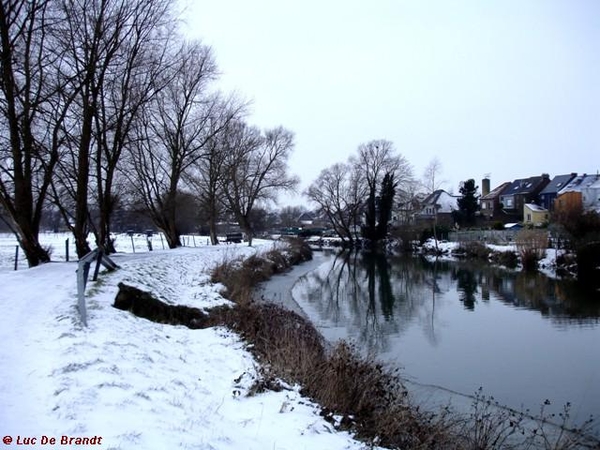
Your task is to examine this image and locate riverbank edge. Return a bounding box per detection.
[209,239,600,450]
[209,238,455,449]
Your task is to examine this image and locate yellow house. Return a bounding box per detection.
[523,203,549,226]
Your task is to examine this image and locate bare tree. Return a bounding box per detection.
[185,132,226,245]
[185,98,248,245]
[279,205,307,228]
[422,156,446,193]
[128,41,243,248]
[305,162,366,246]
[0,0,66,266]
[421,156,446,250]
[45,0,178,257]
[222,124,299,246]
[353,140,413,195]
[91,0,174,253]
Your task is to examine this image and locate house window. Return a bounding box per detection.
[505,198,513,207]
[481,202,487,210]
[527,213,531,222]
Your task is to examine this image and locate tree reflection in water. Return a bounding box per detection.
[453,268,479,310]
[291,251,600,433]
[293,251,600,353]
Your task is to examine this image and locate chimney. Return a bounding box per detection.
[482,178,490,197]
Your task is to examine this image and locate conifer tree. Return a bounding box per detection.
[456,179,479,226]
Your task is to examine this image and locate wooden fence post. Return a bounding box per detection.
[14,245,18,271]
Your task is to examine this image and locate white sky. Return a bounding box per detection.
[180,0,600,204]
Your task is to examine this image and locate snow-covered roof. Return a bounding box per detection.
[421,189,458,213]
[524,203,547,212]
[504,223,523,229]
[558,174,600,193]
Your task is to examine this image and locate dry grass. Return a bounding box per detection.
[214,301,326,385]
[516,230,548,271]
[214,299,458,449]
[209,240,599,449]
[210,241,460,448]
[211,238,312,304]
[489,250,519,269]
[115,238,599,449]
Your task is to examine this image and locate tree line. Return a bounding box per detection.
[0,0,298,266]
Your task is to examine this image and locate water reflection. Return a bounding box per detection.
[294,251,600,353]
[291,251,600,433]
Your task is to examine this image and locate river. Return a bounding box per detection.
[259,250,600,437]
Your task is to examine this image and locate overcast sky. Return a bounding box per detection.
[181,0,599,205]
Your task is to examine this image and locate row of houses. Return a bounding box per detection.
[399,172,600,227]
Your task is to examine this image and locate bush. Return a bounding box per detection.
[457,241,490,259]
[215,301,326,386]
[515,229,547,272]
[211,242,458,448]
[490,250,519,269]
[576,241,600,285]
[391,225,421,252]
[217,300,455,449]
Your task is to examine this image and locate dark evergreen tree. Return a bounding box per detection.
[363,192,378,241]
[362,172,397,242]
[455,179,479,226]
[376,172,397,240]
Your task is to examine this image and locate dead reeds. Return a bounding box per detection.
[210,240,458,448]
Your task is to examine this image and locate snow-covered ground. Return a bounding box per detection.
[0,232,215,273]
[0,235,376,450]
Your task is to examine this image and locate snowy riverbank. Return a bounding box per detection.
[0,240,380,450]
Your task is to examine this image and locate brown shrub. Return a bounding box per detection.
[457,241,490,259]
[216,301,326,385]
[489,250,519,269]
[516,229,548,272]
[213,294,457,448]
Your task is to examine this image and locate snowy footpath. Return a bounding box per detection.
[0,241,375,450]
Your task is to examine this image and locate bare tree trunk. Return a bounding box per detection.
[97,185,117,253]
[73,92,94,257]
[158,218,181,249]
[0,0,54,266]
[207,197,219,245]
[236,215,254,247]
